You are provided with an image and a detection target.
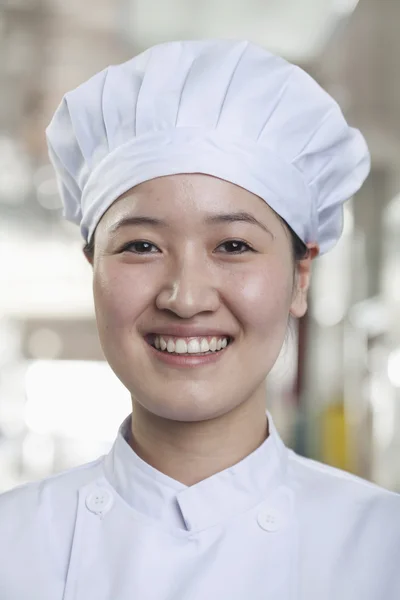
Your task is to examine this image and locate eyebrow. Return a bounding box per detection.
[109,211,274,238]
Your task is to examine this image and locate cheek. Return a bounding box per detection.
[232,262,293,334]
[92,264,151,329]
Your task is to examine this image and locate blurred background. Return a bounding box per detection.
[0,0,399,493]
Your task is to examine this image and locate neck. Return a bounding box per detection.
[129,396,269,486]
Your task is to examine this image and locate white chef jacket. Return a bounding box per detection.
[0,410,399,600]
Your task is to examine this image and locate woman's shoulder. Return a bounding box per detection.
[287,447,400,534]
[0,455,105,529]
[0,457,107,594]
[0,456,107,587]
[287,449,400,589]
[287,447,399,500]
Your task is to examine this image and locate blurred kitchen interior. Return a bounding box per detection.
[0,0,399,492]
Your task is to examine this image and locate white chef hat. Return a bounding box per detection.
[46,39,370,254]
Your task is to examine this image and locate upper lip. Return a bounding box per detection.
[144,326,234,339]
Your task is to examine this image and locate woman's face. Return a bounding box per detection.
[90,174,313,422]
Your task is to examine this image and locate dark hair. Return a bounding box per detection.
[83,236,95,261]
[279,218,310,263]
[83,221,309,265]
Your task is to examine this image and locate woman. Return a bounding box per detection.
[0,40,399,599]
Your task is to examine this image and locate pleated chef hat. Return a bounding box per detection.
[46,39,370,254]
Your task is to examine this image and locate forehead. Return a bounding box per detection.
[99,173,277,229]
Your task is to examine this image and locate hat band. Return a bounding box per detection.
[80,127,315,245]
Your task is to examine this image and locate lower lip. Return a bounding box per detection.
[145,340,232,368]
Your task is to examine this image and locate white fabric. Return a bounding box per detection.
[46,39,370,254]
[0,410,399,599]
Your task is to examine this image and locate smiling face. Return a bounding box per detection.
[88,174,313,423]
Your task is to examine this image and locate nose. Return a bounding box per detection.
[155,253,220,318]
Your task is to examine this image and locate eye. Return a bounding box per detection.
[217,240,255,254]
[118,239,255,255]
[119,241,160,254]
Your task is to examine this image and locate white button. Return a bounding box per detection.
[257,508,282,532]
[85,488,114,516]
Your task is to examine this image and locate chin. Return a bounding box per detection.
[137,396,235,423]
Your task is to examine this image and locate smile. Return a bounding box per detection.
[147,334,233,356]
[144,334,234,367]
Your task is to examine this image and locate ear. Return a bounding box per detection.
[289,243,319,318]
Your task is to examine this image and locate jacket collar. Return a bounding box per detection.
[103,410,289,532]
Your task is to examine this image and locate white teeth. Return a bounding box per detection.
[174,339,187,354]
[200,338,209,353]
[187,339,201,353]
[152,335,230,354]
